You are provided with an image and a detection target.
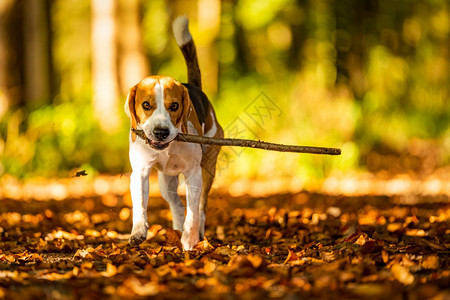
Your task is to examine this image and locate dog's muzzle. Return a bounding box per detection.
[153,128,170,140]
[148,127,172,150]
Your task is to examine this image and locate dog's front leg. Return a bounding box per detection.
[181,166,202,250]
[129,166,151,245]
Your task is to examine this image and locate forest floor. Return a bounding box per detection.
[0,178,449,299]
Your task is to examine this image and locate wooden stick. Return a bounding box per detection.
[132,128,341,155]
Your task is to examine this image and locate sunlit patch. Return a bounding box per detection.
[158,209,172,221]
[94,178,111,195]
[45,230,84,241]
[405,229,426,237]
[101,263,118,277]
[424,178,442,195]
[47,183,68,200]
[91,213,110,224]
[387,223,402,232]
[119,207,131,221]
[101,195,119,207]
[321,174,450,198]
[0,212,21,225]
[358,209,378,225]
[64,210,89,226]
[84,229,101,237]
[105,230,119,239]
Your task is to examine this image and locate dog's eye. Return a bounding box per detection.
[170,102,179,112]
[142,101,152,110]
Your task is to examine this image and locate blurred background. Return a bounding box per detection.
[0,0,449,195]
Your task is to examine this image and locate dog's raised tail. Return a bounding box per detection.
[173,16,202,89]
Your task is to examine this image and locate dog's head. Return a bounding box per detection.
[125,76,191,149]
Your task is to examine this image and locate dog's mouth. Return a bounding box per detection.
[148,139,171,150]
[135,128,175,150]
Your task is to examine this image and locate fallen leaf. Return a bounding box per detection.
[73,170,88,177]
[381,249,389,264]
[421,256,439,270]
[73,249,93,259]
[247,254,264,269]
[391,264,414,285]
[121,276,159,296]
[164,228,182,249]
[215,246,236,257]
[195,238,215,252]
[101,263,118,277]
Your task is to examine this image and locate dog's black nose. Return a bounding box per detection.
[153,128,170,140]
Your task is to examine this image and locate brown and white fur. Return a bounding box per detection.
[124,17,223,250]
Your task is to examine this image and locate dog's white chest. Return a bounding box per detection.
[154,152,189,176]
[132,140,201,176]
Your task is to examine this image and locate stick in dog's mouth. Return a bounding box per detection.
[131,128,342,155]
[130,129,169,149]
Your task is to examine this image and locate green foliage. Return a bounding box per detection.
[1,100,129,179]
[1,0,449,181]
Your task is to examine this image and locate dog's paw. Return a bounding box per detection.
[181,231,199,251]
[129,223,149,246]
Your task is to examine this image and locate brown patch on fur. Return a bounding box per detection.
[125,85,139,142]
[125,76,195,140]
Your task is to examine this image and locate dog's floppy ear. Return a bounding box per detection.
[125,84,139,142]
[180,86,191,133]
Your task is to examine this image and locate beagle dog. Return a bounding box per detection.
[124,17,223,250]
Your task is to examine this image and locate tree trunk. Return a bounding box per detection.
[23,0,52,108]
[117,0,149,95]
[0,0,24,114]
[91,0,120,132]
[197,0,221,96]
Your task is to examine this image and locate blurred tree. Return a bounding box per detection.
[197,0,221,95]
[91,0,120,132]
[0,0,24,112]
[1,0,448,180]
[286,0,306,71]
[51,0,91,102]
[117,0,149,94]
[233,1,252,74]
[335,0,378,99]
[23,0,52,108]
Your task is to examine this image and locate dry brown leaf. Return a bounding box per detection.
[405,229,426,236]
[421,256,439,270]
[391,264,414,285]
[355,233,369,246]
[247,254,264,269]
[215,246,236,257]
[1,180,448,299]
[101,263,118,277]
[73,249,93,259]
[387,223,403,232]
[421,239,446,251]
[194,238,215,251]
[320,250,338,262]
[381,249,389,264]
[164,228,182,249]
[121,276,159,296]
[284,250,300,264]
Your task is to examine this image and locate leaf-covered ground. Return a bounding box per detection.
[0,191,449,299]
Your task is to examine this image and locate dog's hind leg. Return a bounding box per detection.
[158,172,185,232]
[199,144,221,239]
